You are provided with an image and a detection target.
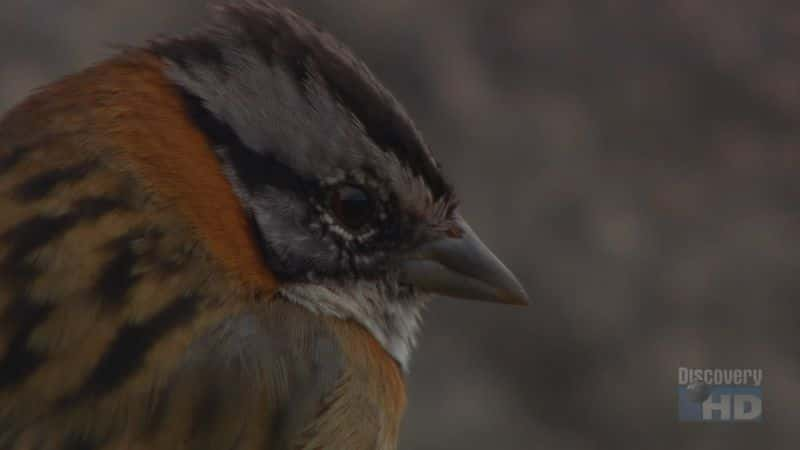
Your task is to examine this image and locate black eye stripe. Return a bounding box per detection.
[176,88,313,196]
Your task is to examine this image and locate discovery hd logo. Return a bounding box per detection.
[677,367,763,422]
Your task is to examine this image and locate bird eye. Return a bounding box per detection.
[327,184,376,231]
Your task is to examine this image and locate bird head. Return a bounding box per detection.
[152,2,528,368]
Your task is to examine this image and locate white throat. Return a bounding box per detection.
[277,282,427,371]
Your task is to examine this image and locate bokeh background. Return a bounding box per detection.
[2,1,799,448]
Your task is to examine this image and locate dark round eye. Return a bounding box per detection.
[328,184,376,231]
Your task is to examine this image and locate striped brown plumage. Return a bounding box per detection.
[0,51,405,450]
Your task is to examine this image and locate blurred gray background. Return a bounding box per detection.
[2,1,799,448]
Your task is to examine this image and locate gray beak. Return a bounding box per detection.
[398,216,528,305]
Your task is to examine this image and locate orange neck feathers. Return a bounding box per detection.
[20,51,280,295]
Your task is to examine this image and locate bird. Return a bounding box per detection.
[0,2,528,449]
